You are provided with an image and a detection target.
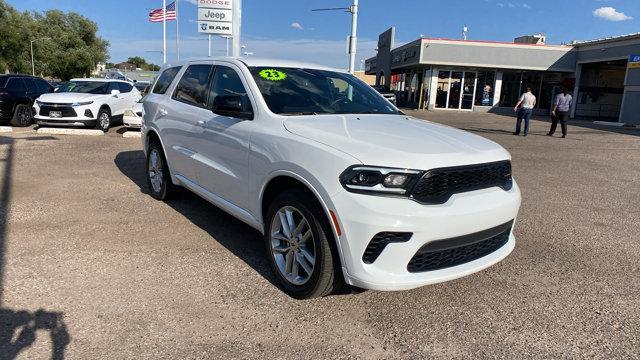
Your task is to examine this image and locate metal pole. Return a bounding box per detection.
[176,0,180,60]
[226,36,229,56]
[208,35,211,57]
[231,0,242,57]
[348,0,358,74]
[30,40,35,76]
[163,0,167,64]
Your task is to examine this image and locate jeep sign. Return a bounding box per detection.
[198,0,234,35]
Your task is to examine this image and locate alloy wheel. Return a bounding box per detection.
[270,206,316,285]
[18,106,31,125]
[99,112,110,129]
[148,149,163,193]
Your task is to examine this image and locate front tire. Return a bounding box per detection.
[95,108,111,132]
[11,104,32,127]
[265,189,342,299]
[146,141,177,200]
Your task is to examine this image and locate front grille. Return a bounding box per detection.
[410,161,512,204]
[407,221,513,273]
[362,232,412,264]
[39,105,77,118]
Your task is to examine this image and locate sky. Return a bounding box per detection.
[9,0,640,69]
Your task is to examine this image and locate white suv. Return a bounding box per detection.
[34,78,141,131]
[142,58,521,299]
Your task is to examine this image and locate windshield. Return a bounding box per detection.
[249,67,400,115]
[57,81,109,94]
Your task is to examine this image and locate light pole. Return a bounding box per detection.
[208,35,212,57]
[220,36,231,56]
[30,37,50,76]
[312,0,359,74]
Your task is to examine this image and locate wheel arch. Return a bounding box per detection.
[144,128,175,183]
[260,172,346,267]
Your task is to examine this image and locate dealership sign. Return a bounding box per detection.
[629,54,640,69]
[198,0,233,35]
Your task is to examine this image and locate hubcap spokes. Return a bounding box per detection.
[100,113,109,128]
[270,206,315,285]
[148,149,163,193]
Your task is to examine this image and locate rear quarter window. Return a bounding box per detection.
[118,82,133,93]
[152,66,181,95]
[0,77,7,88]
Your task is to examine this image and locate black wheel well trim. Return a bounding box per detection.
[260,173,346,264]
[98,104,111,114]
[144,129,172,177]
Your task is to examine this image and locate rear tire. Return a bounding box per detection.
[264,189,343,299]
[11,104,32,127]
[95,108,111,132]
[146,141,177,200]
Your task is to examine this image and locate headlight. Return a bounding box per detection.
[71,101,93,107]
[35,100,42,106]
[339,166,422,195]
[123,110,136,117]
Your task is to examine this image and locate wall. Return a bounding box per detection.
[420,40,576,72]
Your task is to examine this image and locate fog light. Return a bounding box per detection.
[84,109,93,118]
[383,174,408,187]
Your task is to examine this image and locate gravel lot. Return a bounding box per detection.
[0,114,638,359]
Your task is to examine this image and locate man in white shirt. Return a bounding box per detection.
[548,88,572,138]
[513,87,536,136]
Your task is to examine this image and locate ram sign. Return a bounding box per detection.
[198,0,233,35]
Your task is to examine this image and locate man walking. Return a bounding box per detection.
[513,87,536,136]
[548,88,572,138]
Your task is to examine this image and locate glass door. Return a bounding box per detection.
[435,71,450,109]
[461,72,477,110]
[448,71,463,109]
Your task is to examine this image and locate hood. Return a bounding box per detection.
[37,92,103,104]
[283,114,510,169]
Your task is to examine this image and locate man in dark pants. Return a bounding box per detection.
[513,87,536,136]
[548,88,572,138]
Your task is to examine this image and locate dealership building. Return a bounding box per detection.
[365,28,640,124]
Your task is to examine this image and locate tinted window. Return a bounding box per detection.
[0,77,7,88]
[152,66,181,94]
[249,67,399,115]
[57,81,109,94]
[117,82,133,93]
[35,79,52,93]
[173,64,213,107]
[24,78,38,92]
[209,66,251,112]
[107,82,120,93]
[7,78,26,92]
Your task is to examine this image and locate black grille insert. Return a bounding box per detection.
[39,105,77,118]
[410,161,512,205]
[407,220,513,273]
[362,232,412,264]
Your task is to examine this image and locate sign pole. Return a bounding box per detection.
[348,0,358,74]
[232,0,241,57]
[176,0,180,60]
[208,35,212,57]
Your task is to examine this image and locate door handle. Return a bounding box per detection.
[158,108,168,116]
[197,120,207,127]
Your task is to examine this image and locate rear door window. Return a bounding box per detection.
[7,78,26,92]
[0,77,7,88]
[152,66,181,94]
[172,64,213,108]
[118,82,133,93]
[107,82,119,94]
[35,79,52,93]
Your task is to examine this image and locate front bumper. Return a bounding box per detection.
[123,115,142,128]
[34,103,96,127]
[331,180,521,291]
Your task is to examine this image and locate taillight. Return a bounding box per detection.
[0,91,8,96]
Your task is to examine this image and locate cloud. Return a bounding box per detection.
[107,36,379,70]
[593,7,632,21]
[522,3,531,9]
[290,22,304,30]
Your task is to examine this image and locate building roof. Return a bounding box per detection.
[570,32,640,47]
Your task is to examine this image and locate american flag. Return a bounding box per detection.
[148,2,176,22]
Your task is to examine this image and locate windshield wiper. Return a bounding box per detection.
[279,111,320,116]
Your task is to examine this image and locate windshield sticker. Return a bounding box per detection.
[259,69,287,81]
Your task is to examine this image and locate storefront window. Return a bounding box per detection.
[499,71,522,107]
[475,71,496,106]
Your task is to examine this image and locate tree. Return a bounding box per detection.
[0,0,109,79]
[127,56,147,69]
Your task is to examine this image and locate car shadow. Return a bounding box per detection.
[0,135,71,359]
[113,150,282,292]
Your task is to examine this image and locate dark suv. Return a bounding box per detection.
[0,75,53,126]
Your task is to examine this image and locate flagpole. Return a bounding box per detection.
[163,0,167,64]
[176,0,180,60]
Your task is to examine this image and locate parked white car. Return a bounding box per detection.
[142,58,522,299]
[123,98,143,129]
[34,78,141,131]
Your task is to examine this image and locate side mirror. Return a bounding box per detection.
[212,95,253,120]
[111,89,121,96]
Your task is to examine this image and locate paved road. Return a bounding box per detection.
[0,115,638,359]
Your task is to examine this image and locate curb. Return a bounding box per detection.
[36,128,104,136]
[0,126,13,133]
[122,131,142,138]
